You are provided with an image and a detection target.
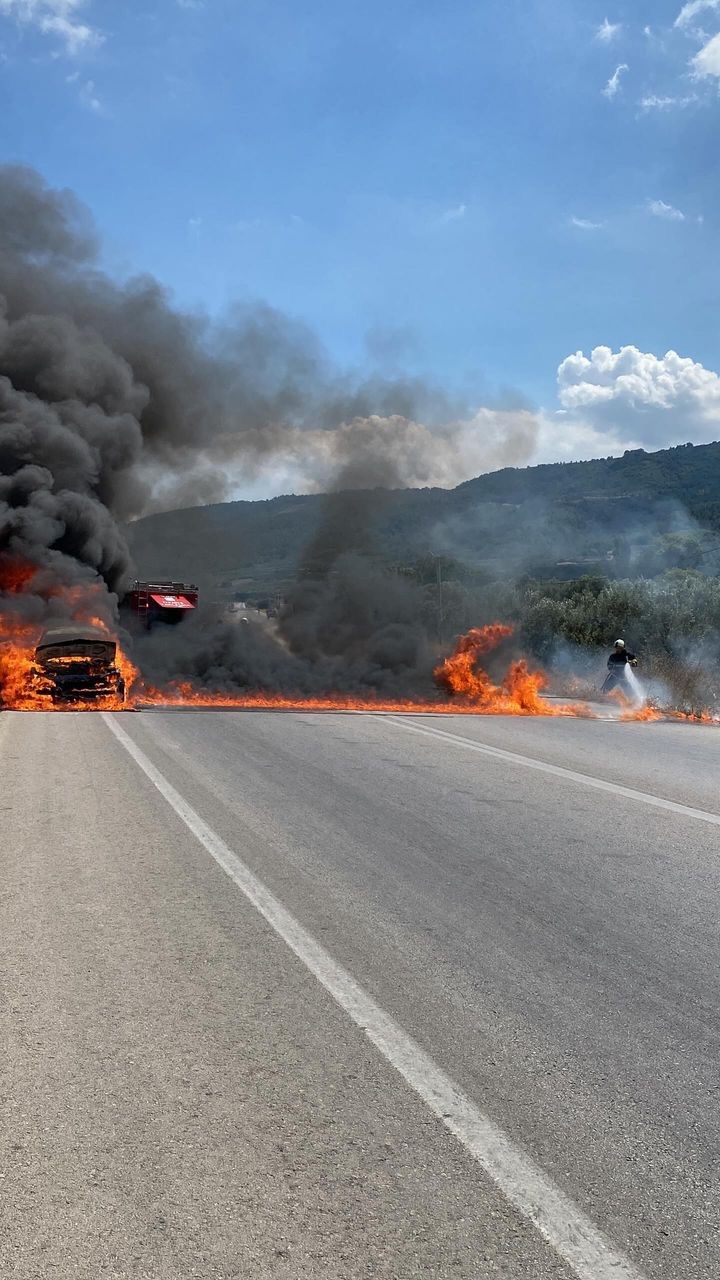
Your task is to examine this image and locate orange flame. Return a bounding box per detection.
[0,608,591,716]
[132,623,593,717]
[606,684,664,723]
[433,624,593,716]
[0,556,40,595]
[620,703,663,723]
[0,617,42,709]
[2,584,713,723]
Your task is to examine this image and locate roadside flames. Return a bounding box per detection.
[0,597,713,721]
[433,624,593,716]
[0,608,592,716]
[134,623,594,716]
[0,616,40,709]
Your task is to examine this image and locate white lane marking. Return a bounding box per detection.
[383,715,720,827]
[103,712,644,1280]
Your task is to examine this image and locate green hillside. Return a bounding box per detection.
[126,441,720,599]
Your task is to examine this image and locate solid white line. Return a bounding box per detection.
[383,715,720,827]
[102,711,645,1280]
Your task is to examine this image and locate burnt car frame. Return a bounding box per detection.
[29,627,126,705]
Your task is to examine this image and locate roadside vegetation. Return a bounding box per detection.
[410,564,720,714]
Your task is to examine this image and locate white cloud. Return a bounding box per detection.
[234,216,264,232]
[557,345,720,448]
[596,17,622,42]
[647,198,686,220]
[675,0,720,29]
[570,216,604,230]
[439,203,467,224]
[642,25,667,49]
[602,63,628,98]
[532,413,632,465]
[0,0,101,52]
[66,65,101,108]
[639,93,697,110]
[692,30,720,75]
[79,76,100,108]
[672,3,720,80]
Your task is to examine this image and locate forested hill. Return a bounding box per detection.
[126,441,720,596]
[456,441,720,516]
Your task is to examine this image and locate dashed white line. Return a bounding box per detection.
[383,714,720,827]
[103,711,645,1280]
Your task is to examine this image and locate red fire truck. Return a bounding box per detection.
[124,580,199,629]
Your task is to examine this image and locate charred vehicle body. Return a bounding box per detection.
[29,628,125,704]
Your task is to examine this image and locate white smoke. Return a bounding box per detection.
[254,410,541,494]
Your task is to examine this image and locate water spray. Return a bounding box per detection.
[624,664,645,707]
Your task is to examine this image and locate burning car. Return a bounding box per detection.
[28,627,126,705]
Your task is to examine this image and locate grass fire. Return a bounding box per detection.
[1,551,715,722]
[0,574,587,717]
[133,622,594,716]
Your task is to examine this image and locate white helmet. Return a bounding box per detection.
[614,639,625,648]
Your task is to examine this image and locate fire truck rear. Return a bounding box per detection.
[124,581,199,630]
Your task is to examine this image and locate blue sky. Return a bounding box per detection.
[1,0,720,490]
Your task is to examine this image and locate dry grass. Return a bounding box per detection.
[645,653,719,717]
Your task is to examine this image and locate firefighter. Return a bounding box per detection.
[601,639,638,693]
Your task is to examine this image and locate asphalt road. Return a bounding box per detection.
[2,708,720,1279]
